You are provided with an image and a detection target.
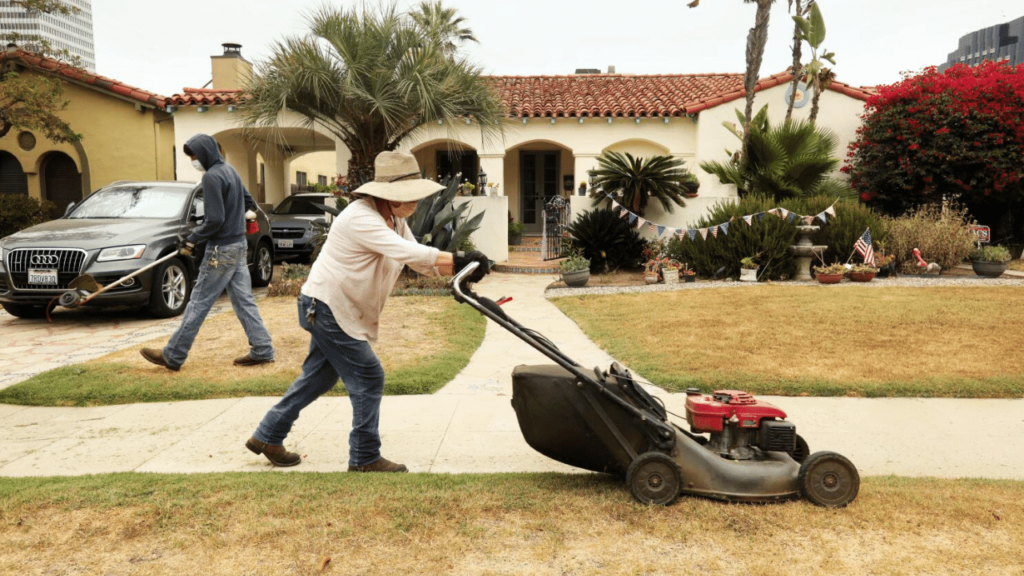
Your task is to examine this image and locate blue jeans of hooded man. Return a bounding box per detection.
[253,294,386,468]
[162,240,274,368]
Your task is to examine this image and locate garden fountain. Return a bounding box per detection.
[789,226,827,281]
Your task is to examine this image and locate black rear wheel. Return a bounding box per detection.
[798,451,860,508]
[627,452,682,506]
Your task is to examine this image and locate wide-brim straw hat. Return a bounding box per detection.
[353,151,444,202]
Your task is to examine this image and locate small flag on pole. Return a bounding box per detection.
[854,228,876,266]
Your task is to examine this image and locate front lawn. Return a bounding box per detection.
[552,285,1024,397]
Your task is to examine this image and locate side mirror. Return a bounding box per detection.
[63,202,75,216]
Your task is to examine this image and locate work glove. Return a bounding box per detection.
[177,234,195,257]
[453,250,490,284]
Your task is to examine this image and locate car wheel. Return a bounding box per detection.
[250,240,273,287]
[1,302,49,319]
[147,257,191,318]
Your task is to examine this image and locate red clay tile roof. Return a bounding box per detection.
[1,49,166,109]
[166,88,244,106]
[163,71,877,116]
[491,71,875,118]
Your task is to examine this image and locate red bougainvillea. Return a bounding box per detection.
[843,61,1024,215]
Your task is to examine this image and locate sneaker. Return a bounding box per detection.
[348,457,408,473]
[140,348,180,371]
[245,437,301,467]
[234,354,275,367]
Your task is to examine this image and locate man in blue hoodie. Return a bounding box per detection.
[140,134,275,371]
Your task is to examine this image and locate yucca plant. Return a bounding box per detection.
[566,208,646,273]
[407,176,485,252]
[589,152,700,217]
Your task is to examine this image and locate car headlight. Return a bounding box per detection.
[97,245,147,262]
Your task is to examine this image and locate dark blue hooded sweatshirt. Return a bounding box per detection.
[185,133,257,247]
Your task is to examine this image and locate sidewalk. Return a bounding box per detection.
[1,273,1023,479]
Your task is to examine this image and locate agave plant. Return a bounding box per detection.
[589,151,700,217]
[700,115,854,202]
[406,176,485,252]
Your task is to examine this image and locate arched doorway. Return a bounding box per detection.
[41,152,82,218]
[0,151,29,196]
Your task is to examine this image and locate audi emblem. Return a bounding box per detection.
[30,255,60,266]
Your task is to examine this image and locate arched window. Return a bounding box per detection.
[0,151,29,196]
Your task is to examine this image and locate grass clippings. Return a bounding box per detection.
[552,285,1024,397]
[0,295,485,406]
[0,473,1021,575]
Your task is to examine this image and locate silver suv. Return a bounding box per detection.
[268,193,339,263]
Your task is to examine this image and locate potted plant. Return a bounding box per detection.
[847,263,879,282]
[873,254,896,278]
[739,257,758,282]
[559,251,591,287]
[681,262,696,283]
[660,258,682,283]
[813,263,847,284]
[969,245,1012,278]
[508,219,525,246]
[643,259,662,284]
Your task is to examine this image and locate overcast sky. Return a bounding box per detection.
[92,0,1023,97]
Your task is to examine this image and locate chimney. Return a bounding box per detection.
[607,65,616,74]
[574,68,601,74]
[211,42,252,90]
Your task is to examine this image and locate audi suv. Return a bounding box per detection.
[0,181,274,319]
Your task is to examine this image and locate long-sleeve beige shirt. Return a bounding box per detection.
[301,197,439,343]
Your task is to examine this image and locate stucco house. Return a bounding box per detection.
[0,47,175,217]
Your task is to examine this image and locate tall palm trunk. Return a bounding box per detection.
[741,0,774,160]
[785,1,810,123]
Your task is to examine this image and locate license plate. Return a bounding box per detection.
[277,239,293,248]
[28,268,58,285]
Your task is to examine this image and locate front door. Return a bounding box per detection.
[520,151,559,234]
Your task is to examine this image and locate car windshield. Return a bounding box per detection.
[274,197,328,216]
[68,186,190,219]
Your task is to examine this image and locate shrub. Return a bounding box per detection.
[665,195,886,280]
[883,203,977,273]
[566,208,645,273]
[0,195,57,239]
[969,245,1011,263]
[267,263,310,297]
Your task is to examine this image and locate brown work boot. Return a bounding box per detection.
[234,354,275,367]
[245,437,302,467]
[348,457,408,473]
[140,348,180,371]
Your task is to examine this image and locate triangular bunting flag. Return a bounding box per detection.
[756,212,766,221]
[699,228,708,241]
[636,216,646,228]
[619,209,630,219]
[825,205,837,217]
[744,215,753,226]
[720,222,730,235]
[628,213,637,225]
[787,212,797,222]
[779,208,789,219]
[817,212,828,224]
[803,216,814,225]
[656,225,665,237]
[768,208,779,217]
[710,226,719,238]
[610,200,620,210]
[687,229,697,241]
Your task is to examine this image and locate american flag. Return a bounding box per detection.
[854,228,875,266]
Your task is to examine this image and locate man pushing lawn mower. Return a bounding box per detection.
[246,152,489,472]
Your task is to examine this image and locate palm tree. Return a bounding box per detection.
[791,1,836,124]
[239,3,504,186]
[784,0,812,124]
[589,152,700,217]
[689,0,776,156]
[700,119,854,202]
[410,0,478,55]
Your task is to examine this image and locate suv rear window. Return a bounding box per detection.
[274,197,328,216]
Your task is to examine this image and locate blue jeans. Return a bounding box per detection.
[163,241,274,368]
[254,294,386,468]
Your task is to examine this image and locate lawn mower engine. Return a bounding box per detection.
[684,389,808,463]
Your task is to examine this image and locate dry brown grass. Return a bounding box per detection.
[1,474,1021,575]
[96,296,451,383]
[553,285,1024,395]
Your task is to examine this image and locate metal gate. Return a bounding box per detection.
[541,196,571,261]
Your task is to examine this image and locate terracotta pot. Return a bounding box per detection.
[848,271,876,282]
[816,272,844,284]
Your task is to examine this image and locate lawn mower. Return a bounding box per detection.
[451,262,859,507]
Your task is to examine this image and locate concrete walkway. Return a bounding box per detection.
[1,274,1023,480]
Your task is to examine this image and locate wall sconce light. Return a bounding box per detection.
[578,117,584,124]
[663,116,670,124]
[465,118,472,125]
[165,104,177,113]
[550,118,556,125]
[522,117,528,125]
[227,104,237,113]
[635,117,641,124]
[196,105,209,113]
[478,168,487,188]
[607,117,613,124]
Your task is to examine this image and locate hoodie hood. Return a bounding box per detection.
[185,133,224,171]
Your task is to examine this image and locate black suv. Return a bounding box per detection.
[0,181,274,319]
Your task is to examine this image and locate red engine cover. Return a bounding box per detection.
[685,390,788,432]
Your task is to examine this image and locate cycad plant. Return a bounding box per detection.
[566,208,646,273]
[589,152,700,217]
[700,114,853,202]
[406,176,485,252]
[239,2,505,187]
